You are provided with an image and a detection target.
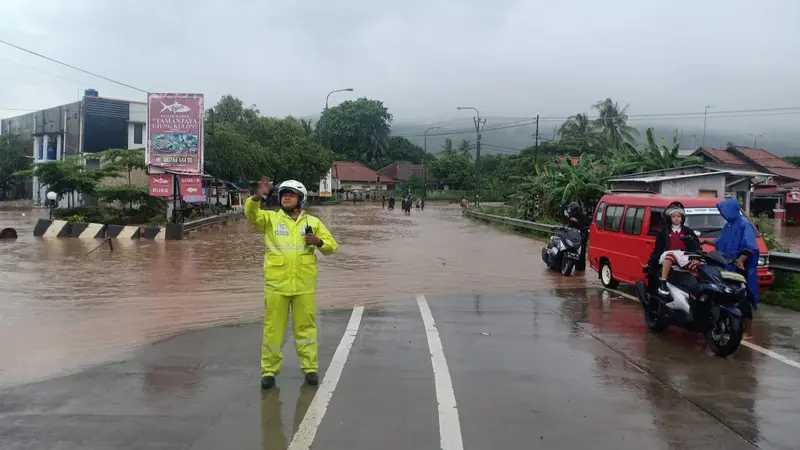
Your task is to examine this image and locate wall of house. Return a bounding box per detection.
[660,175,726,197]
[127,102,147,150]
[338,182,388,191]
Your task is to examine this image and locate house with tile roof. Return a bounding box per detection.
[377,161,446,191]
[692,145,800,224]
[331,161,392,198]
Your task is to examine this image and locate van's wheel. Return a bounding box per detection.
[600,261,619,289]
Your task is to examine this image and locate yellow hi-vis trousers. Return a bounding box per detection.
[261,292,318,377]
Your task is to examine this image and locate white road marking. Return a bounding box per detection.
[287,306,364,450]
[606,288,800,371]
[417,294,465,450]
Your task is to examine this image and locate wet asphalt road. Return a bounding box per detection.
[2,204,800,449]
[2,288,800,449]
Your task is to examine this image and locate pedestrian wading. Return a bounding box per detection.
[244,177,339,390]
[0,228,18,239]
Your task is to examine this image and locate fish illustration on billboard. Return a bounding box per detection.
[152,133,199,154]
[160,101,192,113]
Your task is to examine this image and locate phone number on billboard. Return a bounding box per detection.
[155,156,194,164]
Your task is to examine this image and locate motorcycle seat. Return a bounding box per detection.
[667,270,698,290]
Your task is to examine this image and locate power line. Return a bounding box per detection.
[0,38,147,93]
[392,106,800,138]
[0,55,91,87]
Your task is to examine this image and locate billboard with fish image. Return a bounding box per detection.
[146,93,204,174]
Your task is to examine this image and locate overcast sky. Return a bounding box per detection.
[2,0,799,137]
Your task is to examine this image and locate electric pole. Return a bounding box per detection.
[702,105,714,147]
[457,106,485,205]
[533,114,540,167]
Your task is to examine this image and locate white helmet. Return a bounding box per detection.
[277,180,308,199]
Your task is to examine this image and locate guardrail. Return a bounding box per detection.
[465,209,800,274]
[165,211,244,240]
[464,209,558,233]
[768,252,800,274]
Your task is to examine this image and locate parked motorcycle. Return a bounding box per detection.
[541,226,585,276]
[635,235,749,357]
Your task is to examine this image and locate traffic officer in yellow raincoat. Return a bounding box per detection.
[245,177,338,390]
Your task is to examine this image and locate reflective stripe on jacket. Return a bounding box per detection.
[244,197,338,295]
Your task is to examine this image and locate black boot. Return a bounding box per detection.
[657,279,669,296]
[261,376,276,390]
[305,372,319,386]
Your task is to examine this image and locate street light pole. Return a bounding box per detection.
[324,88,354,150]
[457,106,485,205]
[423,126,440,198]
[749,133,763,148]
[702,105,714,147]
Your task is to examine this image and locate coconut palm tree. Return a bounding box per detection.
[591,98,639,149]
[558,113,592,142]
[641,128,703,171]
[456,140,474,160]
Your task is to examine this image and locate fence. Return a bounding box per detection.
[465,209,800,273]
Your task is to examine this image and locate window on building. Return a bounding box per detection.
[133,124,143,144]
[622,207,645,235]
[603,205,624,232]
[648,208,665,235]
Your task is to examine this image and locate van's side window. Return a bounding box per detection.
[648,208,665,235]
[603,205,624,232]
[623,207,645,235]
[594,202,605,229]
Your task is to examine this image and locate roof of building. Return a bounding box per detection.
[378,161,438,182]
[693,146,800,181]
[333,161,392,183]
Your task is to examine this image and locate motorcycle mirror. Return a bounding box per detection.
[694,230,702,236]
[680,235,695,242]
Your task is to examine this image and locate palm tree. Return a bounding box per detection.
[591,98,639,149]
[558,113,592,141]
[441,138,456,156]
[456,140,474,160]
[363,131,388,164]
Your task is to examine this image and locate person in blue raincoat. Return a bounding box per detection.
[715,198,759,340]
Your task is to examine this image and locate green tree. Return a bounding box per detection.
[640,128,703,171]
[456,140,474,160]
[0,134,31,199]
[205,96,333,188]
[376,136,432,169]
[315,98,392,164]
[440,138,455,156]
[783,156,800,167]
[557,113,595,151]
[15,154,111,202]
[591,98,639,149]
[429,154,474,190]
[397,173,426,197]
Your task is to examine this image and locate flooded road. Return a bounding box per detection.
[0,204,588,387]
[3,205,800,449]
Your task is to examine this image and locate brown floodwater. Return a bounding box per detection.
[0,204,591,387]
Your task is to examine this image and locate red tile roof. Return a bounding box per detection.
[333,161,392,183]
[694,146,800,181]
[378,161,438,182]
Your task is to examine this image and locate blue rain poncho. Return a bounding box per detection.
[715,198,760,308]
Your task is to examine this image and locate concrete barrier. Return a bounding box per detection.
[32,212,242,240]
[33,219,166,240]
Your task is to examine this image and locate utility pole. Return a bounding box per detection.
[457,106,484,205]
[423,126,440,198]
[702,105,714,147]
[533,114,540,167]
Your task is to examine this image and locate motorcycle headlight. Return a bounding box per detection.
[758,256,768,267]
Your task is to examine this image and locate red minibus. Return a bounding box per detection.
[588,193,774,291]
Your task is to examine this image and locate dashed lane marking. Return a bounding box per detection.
[287,306,364,450]
[607,288,800,371]
[417,294,465,450]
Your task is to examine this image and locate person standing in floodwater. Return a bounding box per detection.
[382,196,386,209]
[245,177,339,390]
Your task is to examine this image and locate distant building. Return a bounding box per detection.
[0,89,146,205]
[378,161,443,190]
[692,145,800,224]
[331,161,392,198]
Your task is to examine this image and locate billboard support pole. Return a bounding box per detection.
[172,175,178,224]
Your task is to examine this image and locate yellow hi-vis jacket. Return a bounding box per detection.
[244,197,338,295]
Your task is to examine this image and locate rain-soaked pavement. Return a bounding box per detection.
[1,204,800,449]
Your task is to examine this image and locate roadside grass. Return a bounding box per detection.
[762,271,800,311]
